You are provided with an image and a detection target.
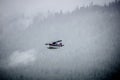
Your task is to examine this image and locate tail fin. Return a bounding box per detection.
[45,43,49,45]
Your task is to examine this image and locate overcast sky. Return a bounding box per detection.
[0,0,115,16]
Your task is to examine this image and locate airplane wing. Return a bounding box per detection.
[55,40,62,43]
[52,40,62,44]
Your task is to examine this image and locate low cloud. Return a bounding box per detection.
[8,49,37,67]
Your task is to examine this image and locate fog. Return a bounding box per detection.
[0,0,120,80]
[0,0,114,16]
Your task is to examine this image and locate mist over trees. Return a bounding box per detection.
[0,0,120,80]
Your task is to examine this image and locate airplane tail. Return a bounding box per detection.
[45,43,49,45]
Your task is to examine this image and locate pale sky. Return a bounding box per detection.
[0,0,115,16]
